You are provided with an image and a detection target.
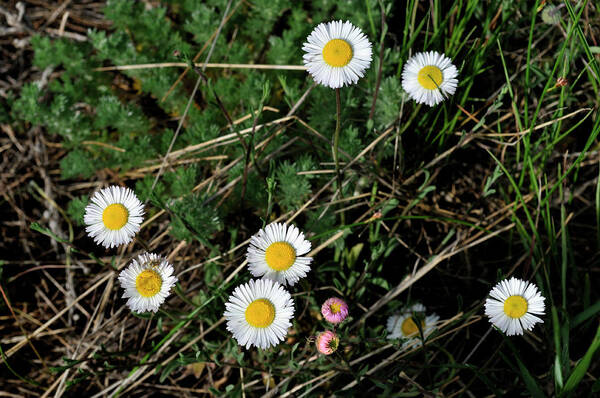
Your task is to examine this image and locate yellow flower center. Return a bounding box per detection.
[401,317,423,336]
[102,203,129,230]
[265,242,296,271]
[328,336,339,351]
[330,302,342,314]
[503,295,528,318]
[135,269,162,297]
[322,39,353,67]
[245,299,276,328]
[417,65,443,90]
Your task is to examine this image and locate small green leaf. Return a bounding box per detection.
[346,243,364,269]
[30,222,69,243]
[483,164,503,197]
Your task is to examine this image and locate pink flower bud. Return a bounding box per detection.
[316,331,339,355]
[321,297,349,324]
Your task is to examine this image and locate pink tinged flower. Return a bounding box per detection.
[321,297,349,324]
[316,331,339,355]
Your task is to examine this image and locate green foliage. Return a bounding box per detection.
[267,9,310,65]
[275,155,316,211]
[339,125,364,157]
[67,196,89,227]
[104,0,191,59]
[166,165,199,198]
[169,193,223,243]
[374,77,405,129]
[93,96,150,134]
[31,35,96,76]
[60,150,97,179]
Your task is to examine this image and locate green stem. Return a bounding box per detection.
[333,88,345,223]
[336,350,360,384]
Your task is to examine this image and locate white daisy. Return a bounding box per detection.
[246,222,312,286]
[484,277,545,336]
[302,20,372,89]
[386,303,439,349]
[401,51,458,106]
[118,252,178,313]
[224,279,295,350]
[84,185,144,248]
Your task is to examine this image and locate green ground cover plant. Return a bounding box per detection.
[1,0,599,396]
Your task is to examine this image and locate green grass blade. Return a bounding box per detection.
[561,323,600,395]
[552,307,565,390]
[572,301,600,328]
[501,338,546,398]
[564,0,600,86]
